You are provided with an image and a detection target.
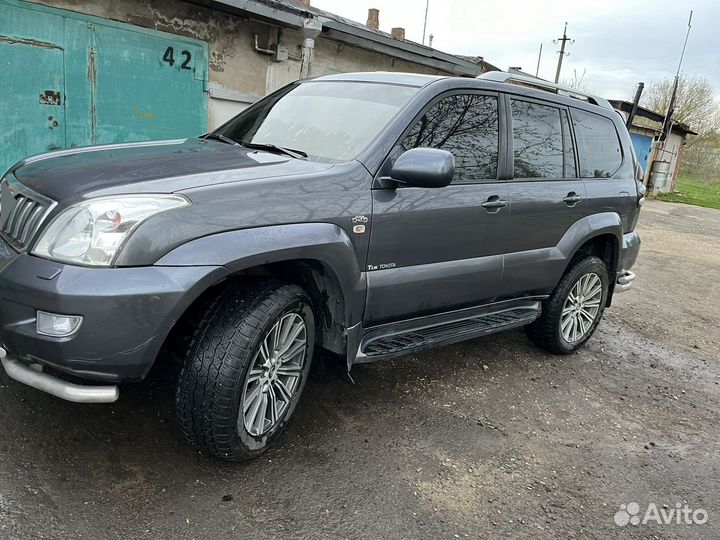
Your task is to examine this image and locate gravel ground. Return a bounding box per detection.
[1,199,718,540]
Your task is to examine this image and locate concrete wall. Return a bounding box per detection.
[647,132,685,193]
[30,0,451,129]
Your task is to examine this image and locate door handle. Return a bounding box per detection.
[481,196,507,210]
[563,193,582,205]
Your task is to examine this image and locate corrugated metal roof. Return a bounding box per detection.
[609,100,697,136]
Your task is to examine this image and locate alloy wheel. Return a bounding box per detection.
[240,312,307,437]
[560,272,603,343]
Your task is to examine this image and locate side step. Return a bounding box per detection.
[357,303,541,362]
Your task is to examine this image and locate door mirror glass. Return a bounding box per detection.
[390,148,455,188]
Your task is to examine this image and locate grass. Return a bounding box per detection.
[657,172,720,211]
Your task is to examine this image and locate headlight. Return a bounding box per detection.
[32,195,190,266]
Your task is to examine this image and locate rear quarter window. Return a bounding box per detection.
[571,109,623,178]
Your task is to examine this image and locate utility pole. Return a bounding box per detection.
[553,22,573,83]
[422,0,430,45]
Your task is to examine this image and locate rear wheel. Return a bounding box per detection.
[176,279,315,461]
[526,255,609,354]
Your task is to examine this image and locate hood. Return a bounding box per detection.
[11,138,333,201]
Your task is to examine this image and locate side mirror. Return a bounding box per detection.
[389,148,455,188]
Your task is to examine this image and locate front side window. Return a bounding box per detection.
[402,94,499,184]
[217,81,419,163]
[511,100,564,178]
[572,109,623,178]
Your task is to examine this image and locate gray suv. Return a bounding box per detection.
[0,72,641,461]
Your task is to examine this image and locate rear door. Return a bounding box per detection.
[364,91,509,326]
[501,96,587,297]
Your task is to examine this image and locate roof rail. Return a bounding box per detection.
[479,71,613,110]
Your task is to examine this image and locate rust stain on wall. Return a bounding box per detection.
[39,90,62,106]
[0,33,64,50]
[88,46,98,144]
[132,106,157,119]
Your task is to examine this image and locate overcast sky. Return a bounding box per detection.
[312,0,719,101]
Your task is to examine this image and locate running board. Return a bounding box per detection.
[356,302,541,362]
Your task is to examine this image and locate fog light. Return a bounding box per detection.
[36,311,83,337]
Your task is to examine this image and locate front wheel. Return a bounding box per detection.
[526,255,609,354]
[176,279,315,461]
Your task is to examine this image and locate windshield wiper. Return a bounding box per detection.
[240,141,308,160]
[203,132,241,146]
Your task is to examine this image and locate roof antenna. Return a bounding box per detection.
[660,10,693,141]
[422,0,430,45]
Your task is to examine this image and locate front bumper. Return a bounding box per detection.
[0,241,226,385]
[1,349,118,402]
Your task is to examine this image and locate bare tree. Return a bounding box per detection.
[641,74,719,138]
[642,74,720,179]
[561,68,590,93]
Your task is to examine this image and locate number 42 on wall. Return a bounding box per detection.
[163,47,192,70]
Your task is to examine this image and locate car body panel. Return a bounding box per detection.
[156,222,367,325]
[11,138,334,201]
[0,240,226,381]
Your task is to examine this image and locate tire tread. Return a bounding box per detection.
[176,279,308,461]
[526,255,608,355]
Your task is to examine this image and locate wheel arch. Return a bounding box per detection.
[561,213,622,306]
[154,223,365,360]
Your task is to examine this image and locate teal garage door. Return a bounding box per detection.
[0,4,67,173]
[0,0,208,174]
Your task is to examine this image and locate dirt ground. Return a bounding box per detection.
[1,199,719,540]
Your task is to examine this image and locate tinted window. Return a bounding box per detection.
[402,94,498,184]
[572,109,623,178]
[218,81,419,163]
[511,100,563,178]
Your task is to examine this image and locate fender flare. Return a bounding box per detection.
[557,212,622,267]
[155,222,366,325]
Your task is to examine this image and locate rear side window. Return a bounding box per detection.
[511,100,564,178]
[402,94,498,184]
[571,109,623,178]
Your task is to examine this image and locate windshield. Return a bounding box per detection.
[216,81,420,163]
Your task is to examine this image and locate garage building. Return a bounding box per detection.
[1,0,497,173]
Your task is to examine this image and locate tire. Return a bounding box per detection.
[176,279,315,461]
[526,255,609,355]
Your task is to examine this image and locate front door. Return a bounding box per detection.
[364,91,508,326]
[501,97,587,298]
